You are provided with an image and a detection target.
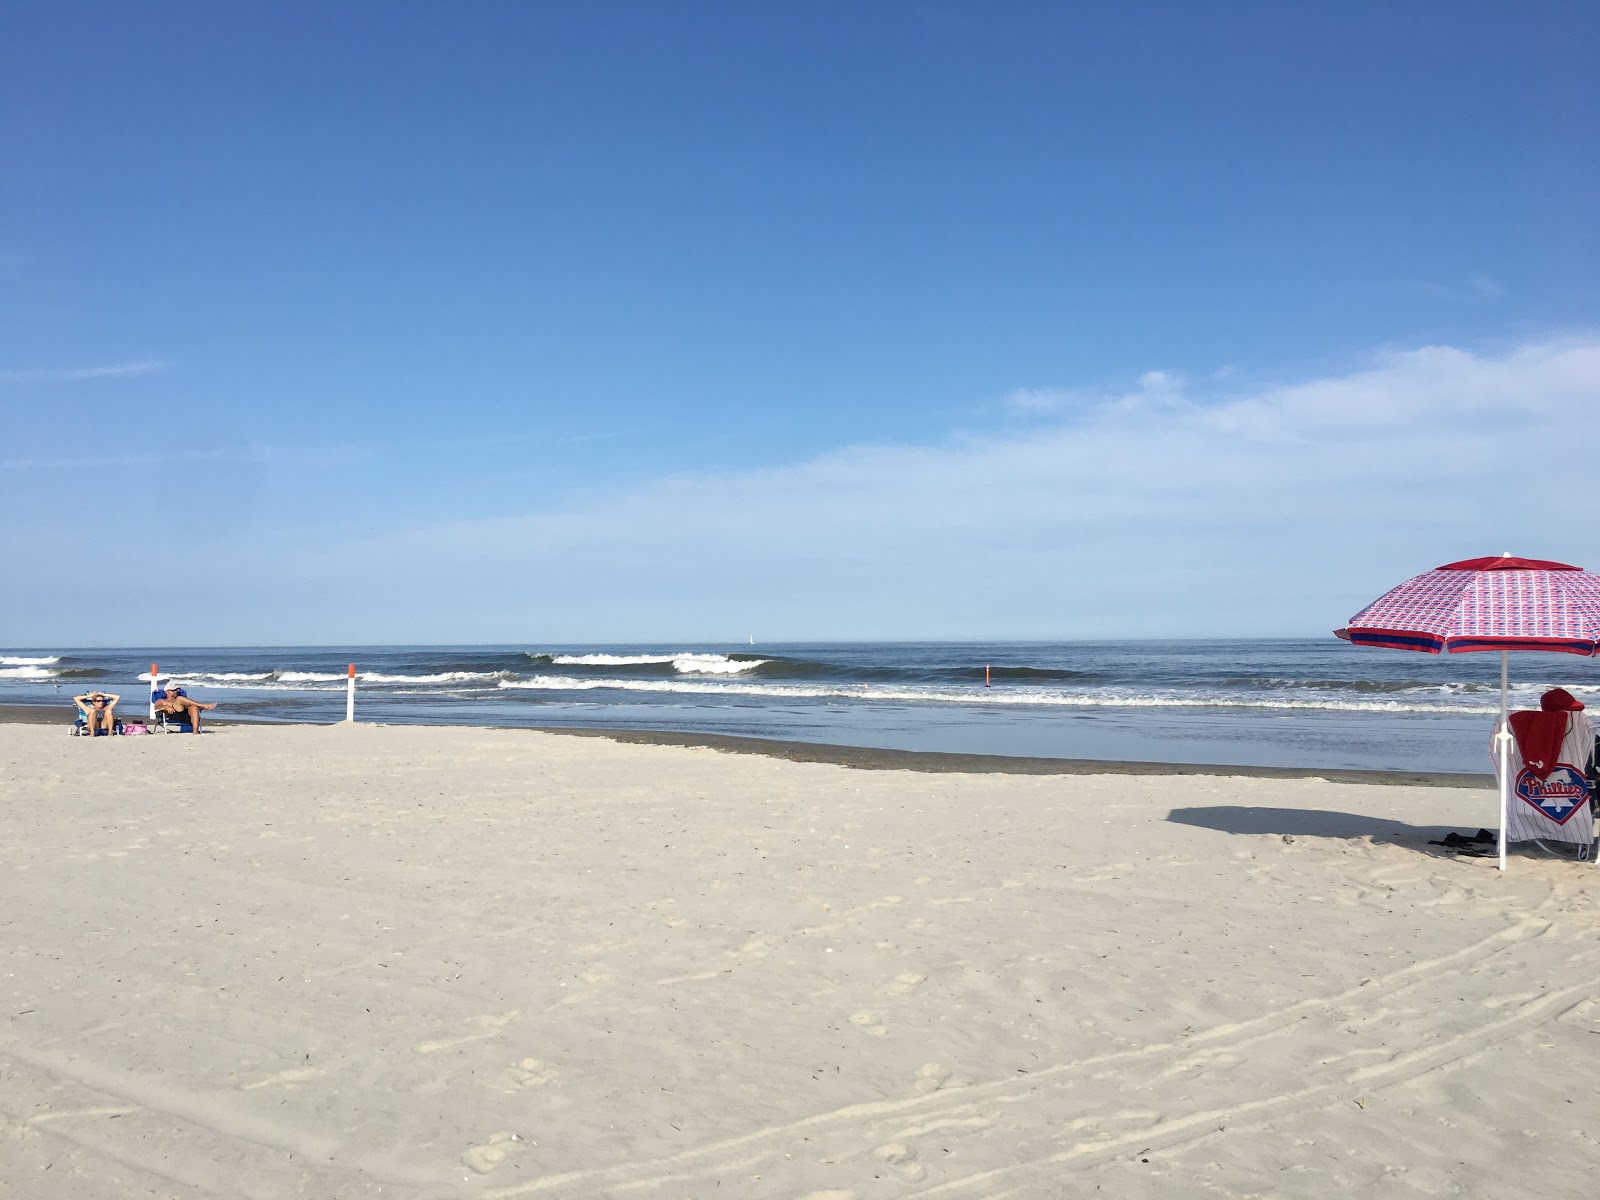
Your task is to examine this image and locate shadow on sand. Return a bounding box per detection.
[1166,805,1477,850]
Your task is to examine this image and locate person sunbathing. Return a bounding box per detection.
[155,682,217,733]
[74,691,120,736]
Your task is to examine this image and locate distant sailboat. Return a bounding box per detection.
[748,634,755,645]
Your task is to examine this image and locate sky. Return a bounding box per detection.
[2,1,1598,646]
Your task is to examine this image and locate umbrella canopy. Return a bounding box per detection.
[1336,555,1600,656]
[1335,554,1600,871]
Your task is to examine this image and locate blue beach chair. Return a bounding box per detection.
[151,686,196,733]
[72,702,123,737]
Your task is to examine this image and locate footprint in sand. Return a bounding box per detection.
[738,936,774,958]
[914,1063,953,1094]
[1157,1049,1240,1081]
[884,972,925,995]
[239,1066,324,1091]
[414,1011,517,1054]
[873,1142,927,1182]
[849,1010,888,1036]
[503,1057,559,1089]
[462,1130,523,1174]
[1482,988,1550,1010]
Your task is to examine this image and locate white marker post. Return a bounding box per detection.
[346,663,356,723]
[149,663,159,721]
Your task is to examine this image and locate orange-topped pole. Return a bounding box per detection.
[346,663,356,723]
[149,663,159,720]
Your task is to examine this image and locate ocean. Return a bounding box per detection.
[5,640,1598,774]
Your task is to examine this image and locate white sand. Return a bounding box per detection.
[0,722,1596,1198]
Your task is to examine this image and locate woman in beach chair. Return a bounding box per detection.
[73,691,121,736]
[153,682,217,734]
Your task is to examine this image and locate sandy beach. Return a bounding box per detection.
[1,721,1595,1198]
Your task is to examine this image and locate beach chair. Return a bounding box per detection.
[1492,694,1597,861]
[151,687,196,733]
[1591,734,1600,818]
[72,709,124,736]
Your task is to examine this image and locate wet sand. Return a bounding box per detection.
[0,704,1488,787]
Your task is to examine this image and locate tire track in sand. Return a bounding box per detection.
[480,912,1562,1197]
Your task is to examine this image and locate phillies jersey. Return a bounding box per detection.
[1491,710,1596,848]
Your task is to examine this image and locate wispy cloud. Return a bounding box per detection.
[0,360,168,384]
[21,337,1588,641]
[0,424,626,472]
[1002,386,1077,415]
[0,446,265,472]
[292,335,1600,639]
[1005,369,1182,417]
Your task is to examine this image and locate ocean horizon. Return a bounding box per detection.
[7,638,1598,774]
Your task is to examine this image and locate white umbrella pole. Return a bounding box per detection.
[1498,650,1509,872]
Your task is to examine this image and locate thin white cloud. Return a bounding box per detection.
[315,337,1600,605]
[97,333,1585,639]
[0,360,168,384]
[1002,386,1076,415]
[0,447,263,471]
[1137,369,1180,392]
[1007,370,1185,419]
[0,424,621,472]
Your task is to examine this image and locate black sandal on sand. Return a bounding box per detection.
[1429,829,1499,851]
[1427,832,1497,851]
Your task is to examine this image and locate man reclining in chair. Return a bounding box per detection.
[154,681,218,733]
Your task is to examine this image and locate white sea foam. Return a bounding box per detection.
[136,670,342,692]
[547,653,677,666]
[165,678,345,693]
[497,675,1497,715]
[1,655,60,666]
[544,652,764,674]
[0,666,56,680]
[115,668,501,691]
[669,654,765,675]
[134,671,275,685]
[358,670,504,684]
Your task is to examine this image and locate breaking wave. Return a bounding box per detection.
[496,674,1496,714]
[527,652,766,675]
[1224,676,1497,695]
[358,670,509,684]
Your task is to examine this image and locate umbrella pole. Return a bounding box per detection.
[1498,650,1509,872]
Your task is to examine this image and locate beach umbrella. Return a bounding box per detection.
[1336,554,1600,871]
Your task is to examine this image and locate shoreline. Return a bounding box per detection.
[0,701,1491,787]
[531,725,1493,786]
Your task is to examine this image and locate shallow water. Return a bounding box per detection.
[6,639,1595,773]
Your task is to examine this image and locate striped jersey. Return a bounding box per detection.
[1491,711,1595,847]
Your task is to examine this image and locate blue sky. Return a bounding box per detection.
[3,2,1598,645]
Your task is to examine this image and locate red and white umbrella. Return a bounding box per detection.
[1336,554,1600,869]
